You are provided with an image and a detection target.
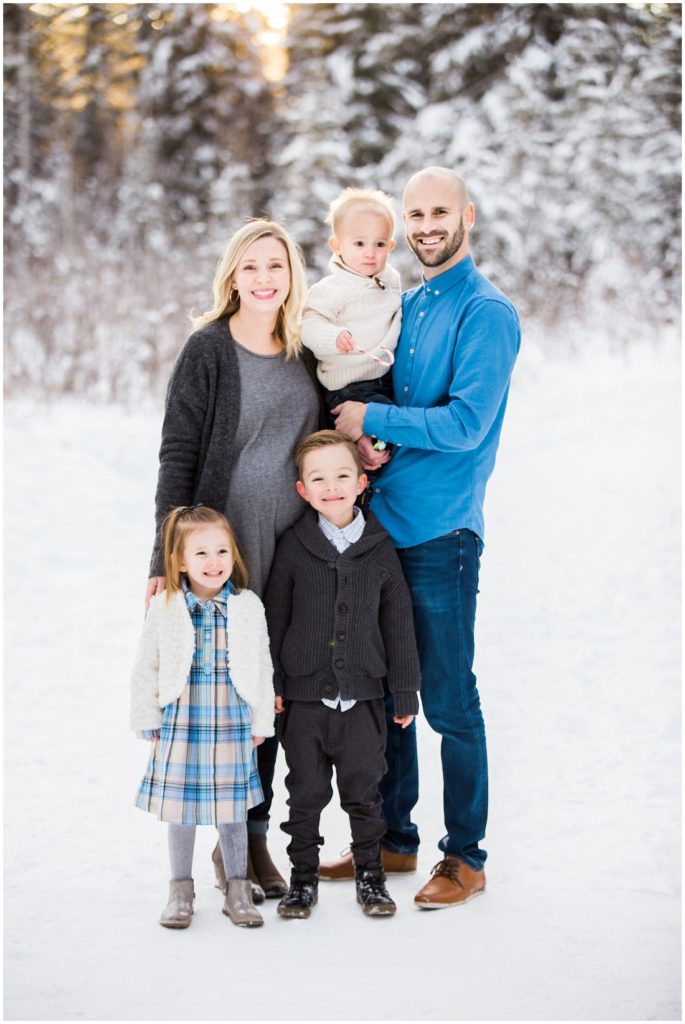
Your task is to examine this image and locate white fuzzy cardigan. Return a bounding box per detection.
[130,588,275,738]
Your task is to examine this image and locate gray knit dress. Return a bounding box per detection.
[149,317,323,581]
[225,341,320,596]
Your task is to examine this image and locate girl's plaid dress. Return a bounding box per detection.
[135,581,263,824]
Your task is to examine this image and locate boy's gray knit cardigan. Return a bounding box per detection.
[149,317,323,577]
[264,507,421,718]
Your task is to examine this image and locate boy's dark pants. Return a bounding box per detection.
[279,699,387,873]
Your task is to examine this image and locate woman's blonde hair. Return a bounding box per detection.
[162,505,249,602]
[192,219,307,358]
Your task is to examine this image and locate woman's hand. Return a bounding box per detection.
[274,696,285,714]
[145,576,166,608]
[252,736,265,748]
[393,714,414,729]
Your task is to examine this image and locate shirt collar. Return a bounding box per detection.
[422,253,475,296]
[317,506,365,546]
[183,577,233,616]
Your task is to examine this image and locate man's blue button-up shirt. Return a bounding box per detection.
[363,254,521,548]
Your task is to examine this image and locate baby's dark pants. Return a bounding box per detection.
[324,373,394,427]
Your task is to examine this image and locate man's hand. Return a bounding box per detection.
[393,714,414,729]
[145,576,165,608]
[335,330,355,354]
[356,435,390,471]
[331,400,367,442]
[274,696,285,714]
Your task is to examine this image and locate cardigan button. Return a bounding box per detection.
[334,659,344,669]
[323,684,333,694]
[336,631,346,641]
[338,603,348,613]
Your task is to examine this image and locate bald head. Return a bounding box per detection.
[403,167,468,207]
[402,167,474,278]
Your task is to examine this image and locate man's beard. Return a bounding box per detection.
[408,217,465,268]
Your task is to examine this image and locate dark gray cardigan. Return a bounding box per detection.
[264,507,421,718]
[149,317,324,577]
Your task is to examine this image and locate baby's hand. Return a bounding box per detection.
[252,736,265,748]
[393,715,414,729]
[335,330,355,354]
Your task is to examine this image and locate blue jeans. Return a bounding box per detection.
[380,529,488,870]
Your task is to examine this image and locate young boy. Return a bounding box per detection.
[264,430,420,918]
[300,187,401,468]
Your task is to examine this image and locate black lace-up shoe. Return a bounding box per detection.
[277,869,319,919]
[355,865,397,916]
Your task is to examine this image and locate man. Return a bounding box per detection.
[326,166,521,908]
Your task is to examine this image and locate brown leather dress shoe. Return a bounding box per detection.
[414,855,486,909]
[320,847,418,881]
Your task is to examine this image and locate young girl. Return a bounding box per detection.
[131,505,276,929]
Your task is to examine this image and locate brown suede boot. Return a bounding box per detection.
[319,847,417,881]
[248,833,287,897]
[414,855,486,909]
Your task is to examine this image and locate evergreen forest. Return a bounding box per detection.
[4,2,682,399]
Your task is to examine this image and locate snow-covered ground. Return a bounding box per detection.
[4,334,681,1021]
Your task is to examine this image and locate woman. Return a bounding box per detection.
[145,219,323,897]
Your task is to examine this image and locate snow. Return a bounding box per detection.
[4,335,680,1021]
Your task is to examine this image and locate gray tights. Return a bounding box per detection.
[168,823,247,881]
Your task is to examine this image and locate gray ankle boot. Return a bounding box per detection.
[159,879,194,929]
[211,841,265,903]
[222,878,264,928]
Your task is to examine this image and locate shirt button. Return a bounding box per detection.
[403,385,409,392]
[335,659,344,669]
[409,348,414,354]
[374,487,381,494]
[338,603,347,614]
[419,311,425,317]
[434,290,440,295]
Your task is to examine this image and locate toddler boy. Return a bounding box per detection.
[301,187,401,468]
[264,430,420,918]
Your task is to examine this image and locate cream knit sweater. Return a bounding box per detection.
[301,255,401,391]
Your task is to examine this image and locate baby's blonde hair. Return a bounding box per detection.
[162,506,248,602]
[326,187,396,238]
